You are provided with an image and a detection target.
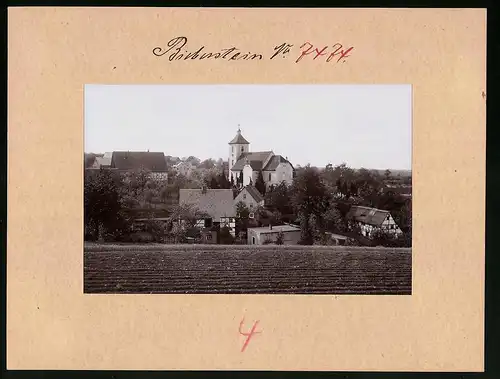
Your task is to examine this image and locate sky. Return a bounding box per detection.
[85,84,412,170]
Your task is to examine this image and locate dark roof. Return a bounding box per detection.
[229,129,250,145]
[346,206,390,227]
[111,151,167,171]
[231,151,273,171]
[262,155,294,171]
[238,185,264,203]
[179,189,236,220]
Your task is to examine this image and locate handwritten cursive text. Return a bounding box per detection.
[152,37,263,61]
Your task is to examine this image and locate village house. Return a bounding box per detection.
[228,128,294,188]
[346,205,403,238]
[110,151,169,181]
[233,185,265,217]
[173,160,197,177]
[247,224,301,245]
[179,188,236,236]
[90,151,113,169]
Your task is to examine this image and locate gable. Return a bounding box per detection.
[235,185,264,204]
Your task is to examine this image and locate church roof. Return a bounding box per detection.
[229,129,250,145]
[230,151,274,171]
[262,155,294,171]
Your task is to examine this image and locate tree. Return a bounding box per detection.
[217,171,231,189]
[185,156,201,166]
[384,169,392,181]
[219,226,234,244]
[291,166,330,245]
[199,158,216,169]
[168,203,209,229]
[275,231,284,245]
[230,175,235,187]
[235,201,250,219]
[235,201,251,236]
[265,181,294,217]
[322,202,346,233]
[84,153,97,168]
[84,169,127,241]
[255,171,266,195]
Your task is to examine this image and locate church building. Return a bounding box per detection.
[228,128,294,188]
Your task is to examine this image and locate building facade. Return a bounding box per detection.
[347,205,403,238]
[247,224,301,245]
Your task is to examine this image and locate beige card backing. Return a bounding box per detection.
[7,7,486,371]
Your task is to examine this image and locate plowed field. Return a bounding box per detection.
[84,244,412,294]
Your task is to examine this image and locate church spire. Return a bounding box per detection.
[229,126,250,145]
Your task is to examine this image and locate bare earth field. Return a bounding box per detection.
[84,244,412,295]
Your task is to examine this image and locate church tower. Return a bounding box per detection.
[228,127,250,181]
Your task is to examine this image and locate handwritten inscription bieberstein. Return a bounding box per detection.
[152,37,354,64]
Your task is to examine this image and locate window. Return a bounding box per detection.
[249,212,255,219]
[232,160,234,165]
[269,173,271,181]
[232,146,234,153]
[204,218,212,228]
[229,218,234,223]
[243,193,246,199]
[252,237,256,244]
[206,234,212,240]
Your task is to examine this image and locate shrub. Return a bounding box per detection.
[275,231,284,245]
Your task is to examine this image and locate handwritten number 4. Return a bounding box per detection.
[239,318,262,352]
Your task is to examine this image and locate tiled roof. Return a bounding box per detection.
[243,185,264,203]
[229,129,250,144]
[346,206,390,227]
[231,151,273,171]
[262,155,294,171]
[111,151,167,171]
[179,189,236,221]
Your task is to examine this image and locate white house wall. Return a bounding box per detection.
[243,165,256,186]
[247,230,301,245]
[263,163,293,187]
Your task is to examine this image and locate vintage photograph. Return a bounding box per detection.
[84,84,412,294]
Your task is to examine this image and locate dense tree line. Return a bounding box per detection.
[263,163,412,247]
[85,158,412,247]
